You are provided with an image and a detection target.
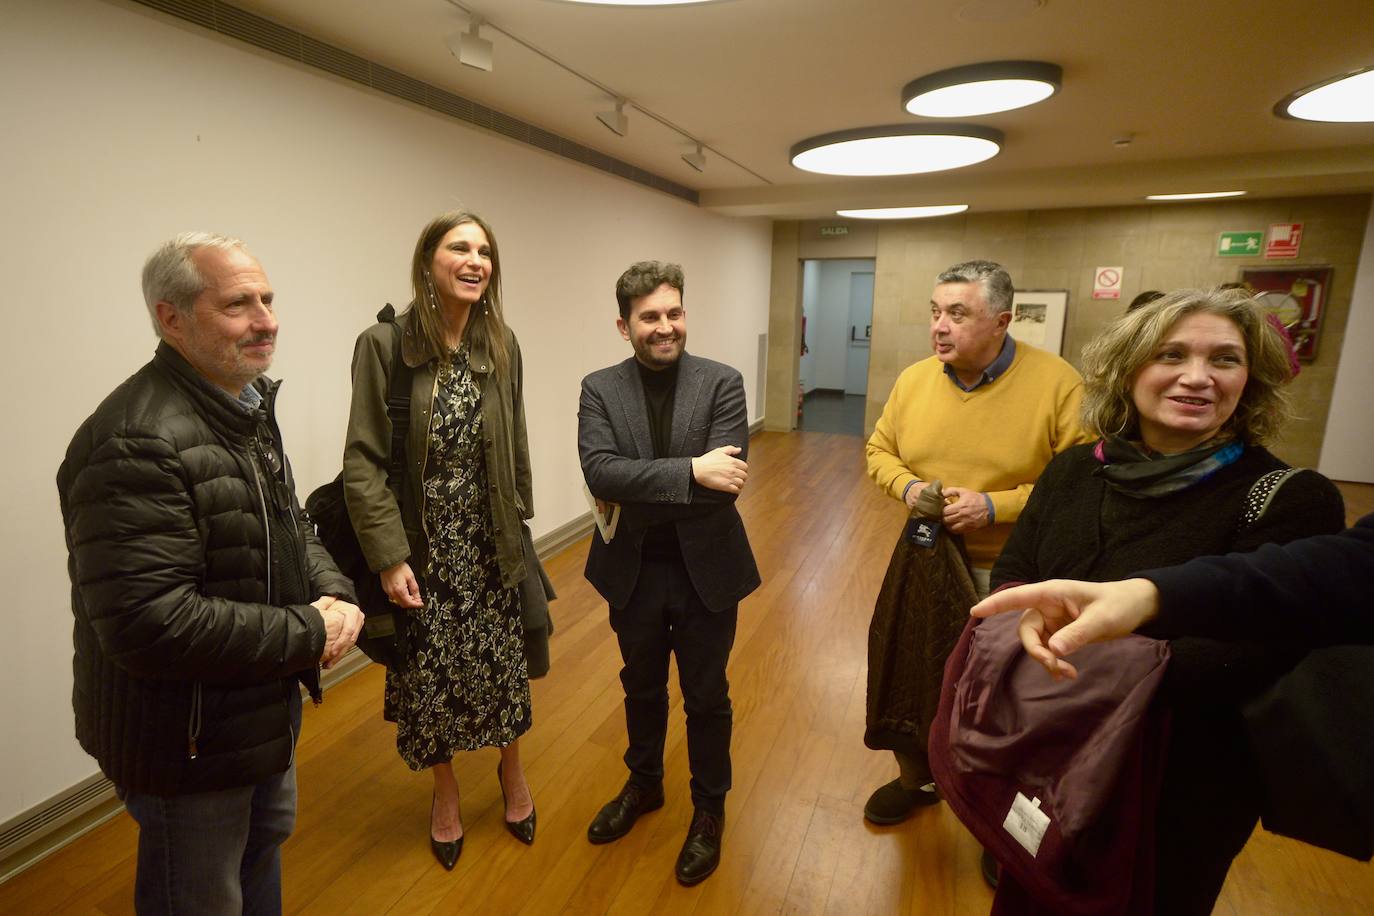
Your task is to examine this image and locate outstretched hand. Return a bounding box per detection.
[969,578,1162,680]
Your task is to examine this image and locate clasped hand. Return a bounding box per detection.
[903,481,990,533]
[312,595,365,669]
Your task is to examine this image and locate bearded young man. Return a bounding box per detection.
[577,260,759,887]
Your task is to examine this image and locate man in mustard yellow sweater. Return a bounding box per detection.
[863,259,1089,825]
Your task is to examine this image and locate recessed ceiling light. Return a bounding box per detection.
[1145,191,1247,201]
[837,205,969,220]
[1275,66,1374,122]
[790,125,1002,176]
[903,61,1061,117]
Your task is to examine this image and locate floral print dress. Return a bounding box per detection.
[384,345,531,770]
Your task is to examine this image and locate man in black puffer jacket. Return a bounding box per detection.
[57,232,363,916]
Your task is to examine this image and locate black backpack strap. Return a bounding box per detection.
[377,304,412,490]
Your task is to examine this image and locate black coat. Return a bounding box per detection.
[1145,512,1374,646]
[577,352,759,612]
[58,343,355,795]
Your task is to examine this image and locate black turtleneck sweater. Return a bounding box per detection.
[638,358,682,559]
[638,358,678,458]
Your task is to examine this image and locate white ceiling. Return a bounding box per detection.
[233,0,1374,218]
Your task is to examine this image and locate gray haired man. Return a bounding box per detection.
[58,233,362,914]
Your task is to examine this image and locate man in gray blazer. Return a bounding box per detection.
[578,260,760,886]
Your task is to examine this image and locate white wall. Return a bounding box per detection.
[1319,204,1374,483]
[0,0,771,824]
[799,260,820,391]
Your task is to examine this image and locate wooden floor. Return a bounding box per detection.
[4,432,1371,915]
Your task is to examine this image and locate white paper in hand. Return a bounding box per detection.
[583,483,620,544]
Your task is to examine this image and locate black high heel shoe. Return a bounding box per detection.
[430,793,463,870]
[497,761,537,845]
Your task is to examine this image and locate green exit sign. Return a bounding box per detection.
[820,225,850,237]
[1218,231,1263,256]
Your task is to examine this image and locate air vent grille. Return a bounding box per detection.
[128,0,698,204]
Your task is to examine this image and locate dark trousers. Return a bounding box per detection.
[610,555,737,815]
[1152,708,1261,915]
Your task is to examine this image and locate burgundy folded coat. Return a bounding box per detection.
[930,612,1172,916]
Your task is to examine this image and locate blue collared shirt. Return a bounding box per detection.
[942,335,1016,392]
[238,383,263,413]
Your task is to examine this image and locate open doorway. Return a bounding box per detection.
[798,258,873,436]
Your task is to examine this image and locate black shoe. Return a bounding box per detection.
[497,762,536,845]
[430,795,463,871]
[587,780,665,844]
[862,779,941,825]
[981,847,1000,890]
[674,809,723,886]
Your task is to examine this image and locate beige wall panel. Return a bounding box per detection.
[836,194,1372,468]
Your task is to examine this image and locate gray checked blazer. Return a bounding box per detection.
[577,352,760,612]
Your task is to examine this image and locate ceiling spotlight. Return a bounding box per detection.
[597,98,628,137]
[790,124,1002,177]
[445,16,492,72]
[836,205,969,220]
[903,61,1061,117]
[1275,65,1374,122]
[682,143,706,172]
[1145,191,1247,201]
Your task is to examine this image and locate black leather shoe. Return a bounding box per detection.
[674,809,723,886]
[430,795,463,871]
[862,779,941,825]
[497,762,536,845]
[981,847,1000,890]
[587,780,665,844]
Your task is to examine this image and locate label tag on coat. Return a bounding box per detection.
[1003,792,1050,856]
[905,516,942,547]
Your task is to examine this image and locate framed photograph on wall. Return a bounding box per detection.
[1240,266,1332,361]
[1010,289,1069,355]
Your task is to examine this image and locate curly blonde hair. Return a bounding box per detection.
[1081,287,1294,445]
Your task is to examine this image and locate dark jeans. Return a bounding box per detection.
[123,689,302,916]
[610,555,737,815]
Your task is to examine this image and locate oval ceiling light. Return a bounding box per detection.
[903,61,1061,117]
[1275,65,1374,122]
[790,124,1003,176]
[1145,191,1247,201]
[837,205,969,220]
[552,1,720,6]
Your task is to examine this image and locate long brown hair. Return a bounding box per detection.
[408,210,510,382]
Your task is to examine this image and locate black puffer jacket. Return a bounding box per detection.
[58,343,355,796]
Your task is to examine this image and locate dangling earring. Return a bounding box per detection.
[424,271,439,310]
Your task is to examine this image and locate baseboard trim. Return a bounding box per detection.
[0,519,599,883]
[0,772,123,884]
[2,438,769,882]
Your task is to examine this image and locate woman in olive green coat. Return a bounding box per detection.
[343,210,540,869]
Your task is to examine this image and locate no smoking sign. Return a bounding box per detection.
[1093,266,1124,300]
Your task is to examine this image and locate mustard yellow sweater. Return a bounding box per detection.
[866,344,1090,567]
